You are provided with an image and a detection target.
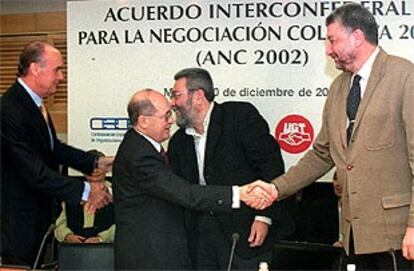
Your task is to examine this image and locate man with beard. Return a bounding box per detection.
[168,68,294,269]
[254,3,414,270]
[112,89,277,270]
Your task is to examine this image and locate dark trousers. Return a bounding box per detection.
[1,254,34,268]
[191,214,271,271]
[338,231,413,270]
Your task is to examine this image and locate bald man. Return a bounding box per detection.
[112,89,275,270]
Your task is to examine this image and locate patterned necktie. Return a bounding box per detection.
[346,74,361,144]
[160,147,169,165]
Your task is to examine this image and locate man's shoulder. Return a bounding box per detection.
[219,101,256,110]
[2,82,21,102]
[216,101,258,116]
[383,54,414,72]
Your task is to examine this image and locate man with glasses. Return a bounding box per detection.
[252,3,414,270]
[112,88,277,270]
[168,68,294,270]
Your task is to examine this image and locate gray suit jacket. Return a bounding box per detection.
[273,48,414,255]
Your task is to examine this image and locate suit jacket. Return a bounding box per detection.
[168,102,294,259]
[112,129,232,270]
[274,49,414,255]
[1,81,96,262]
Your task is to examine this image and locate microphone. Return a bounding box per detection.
[33,223,56,270]
[226,232,240,271]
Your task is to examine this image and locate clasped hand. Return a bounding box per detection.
[239,180,278,210]
[84,168,113,214]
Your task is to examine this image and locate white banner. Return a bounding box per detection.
[67,0,414,178]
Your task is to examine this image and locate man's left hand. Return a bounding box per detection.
[402,226,414,260]
[248,220,269,247]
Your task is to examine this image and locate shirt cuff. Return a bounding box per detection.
[232,186,240,209]
[82,181,91,201]
[255,215,272,225]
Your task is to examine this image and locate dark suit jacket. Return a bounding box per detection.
[112,129,233,270]
[1,81,96,263]
[168,102,295,258]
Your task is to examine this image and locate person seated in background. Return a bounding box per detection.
[55,150,115,244]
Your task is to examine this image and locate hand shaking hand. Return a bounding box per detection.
[240,180,278,210]
[85,168,107,183]
[97,156,115,172]
[84,182,112,214]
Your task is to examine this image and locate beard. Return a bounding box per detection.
[175,99,194,129]
[332,49,357,72]
[176,111,192,129]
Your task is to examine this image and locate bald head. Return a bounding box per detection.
[127,89,173,143]
[128,89,166,125]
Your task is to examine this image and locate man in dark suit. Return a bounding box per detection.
[112,89,275,270]
[1,41,113,267]
[168,68,293,269]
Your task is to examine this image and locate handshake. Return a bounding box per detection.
[239,180,279,210]
[84,156,114,214]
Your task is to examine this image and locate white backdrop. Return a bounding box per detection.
[67,0,414,178]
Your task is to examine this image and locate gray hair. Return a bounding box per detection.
[174,68,215,102]
[326,3,378,45]
[17,41,48,77]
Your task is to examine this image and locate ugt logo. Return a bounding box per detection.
[275,114,314,154]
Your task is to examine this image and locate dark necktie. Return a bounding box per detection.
[160,147,169,165]
[346,74,362,144]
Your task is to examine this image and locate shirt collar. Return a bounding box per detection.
[355,46,380,81]
[17,78,43,107]
[185,103,215,137]
[134,128,162,152]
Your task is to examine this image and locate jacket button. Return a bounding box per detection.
[217,199,223,205]
[346,164,354,170]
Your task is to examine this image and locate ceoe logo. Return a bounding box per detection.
[275,114,314,154]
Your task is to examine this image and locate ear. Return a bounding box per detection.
[352,29,365,47]
[29,62,40,76]
[193,89,206,103]
[137,115,148,128]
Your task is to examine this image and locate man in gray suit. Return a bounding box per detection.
[253,3,414,270]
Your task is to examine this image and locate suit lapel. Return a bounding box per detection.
[183,134,199,184]
[205,103,222,170]
[352,49,387,137]
[15,82,53,151]
[339,75,352,148]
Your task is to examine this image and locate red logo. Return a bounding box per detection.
[275,114,314,154]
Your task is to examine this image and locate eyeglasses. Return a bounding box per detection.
[143,110,173,122]
[169,89,196,100]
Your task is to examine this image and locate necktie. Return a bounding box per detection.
[160,147,169,165]
[346,74,361,144]
[39,103,49,124]
[39,103,54,149]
